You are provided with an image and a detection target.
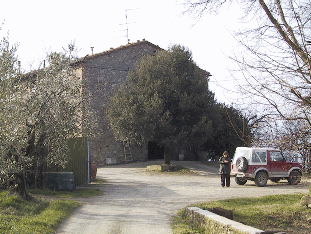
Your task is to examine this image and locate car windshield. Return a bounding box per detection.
[233,148,251,163]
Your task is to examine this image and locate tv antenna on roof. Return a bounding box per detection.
[125,8,139,44]
[114,8,140,44]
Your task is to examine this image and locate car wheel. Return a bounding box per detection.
[270,178,281,183]
[287,170,302,185]
[255,171,268,187]
[236,157,248,172]
[235,177,247,185]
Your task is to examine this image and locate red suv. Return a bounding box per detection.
[231,147,302,187]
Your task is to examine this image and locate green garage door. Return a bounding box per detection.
[66,137,89,186]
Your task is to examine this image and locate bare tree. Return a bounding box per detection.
[185,0,311,156]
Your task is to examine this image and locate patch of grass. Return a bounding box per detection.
[174,194,311,234]
[0,190,80,234]
[171,168,198,175]
[146,165,162,172]
[172,215,205,234]
[146,164,198,175]
[29,187,103,198]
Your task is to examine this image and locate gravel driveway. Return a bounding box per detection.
[57,160,310,234]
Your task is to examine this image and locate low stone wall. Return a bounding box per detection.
[185,207,264,234]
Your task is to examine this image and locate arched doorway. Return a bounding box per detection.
[148,142,164,160]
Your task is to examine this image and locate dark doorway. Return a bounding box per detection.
[148,142,164,160]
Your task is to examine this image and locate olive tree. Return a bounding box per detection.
[0,36,81,199]
[107,45,214,164]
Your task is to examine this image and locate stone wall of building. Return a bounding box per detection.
[77,40,162,165]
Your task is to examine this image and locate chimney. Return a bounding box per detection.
[91,47,94,55]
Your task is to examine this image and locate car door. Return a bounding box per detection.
[268,151,288,177]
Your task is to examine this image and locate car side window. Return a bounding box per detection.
[252,151,267,163]
[270,151,283,161]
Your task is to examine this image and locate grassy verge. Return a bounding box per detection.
[0,181,104,233]
[0,189,80,234]
[29,187,103,199]
[172,215,205,234]
[174,194,311,234]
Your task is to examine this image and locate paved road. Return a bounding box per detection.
[57,161,310,234]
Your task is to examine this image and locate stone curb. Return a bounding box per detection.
[186,207,264,234]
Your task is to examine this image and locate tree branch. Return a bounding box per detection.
[259,0,309,64]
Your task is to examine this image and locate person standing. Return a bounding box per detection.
[219,151,231,187]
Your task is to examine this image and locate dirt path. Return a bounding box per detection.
[57,161,310,234]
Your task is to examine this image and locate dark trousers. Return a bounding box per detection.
[221,174,230,187]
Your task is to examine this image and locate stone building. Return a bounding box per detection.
[73,40,164,165]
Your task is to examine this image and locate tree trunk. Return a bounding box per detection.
[34,153,38,189]
[164,146,171,165]
[15,173,26,196]
[9,172,33,200]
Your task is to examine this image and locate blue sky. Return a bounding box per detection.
[0,0,245,104]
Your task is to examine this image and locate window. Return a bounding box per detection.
[270,151,283,161]
[234,149,251,163]
[252,151,267,163]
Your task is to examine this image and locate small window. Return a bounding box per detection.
[252,151,267,163]
[270,151,283,161]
